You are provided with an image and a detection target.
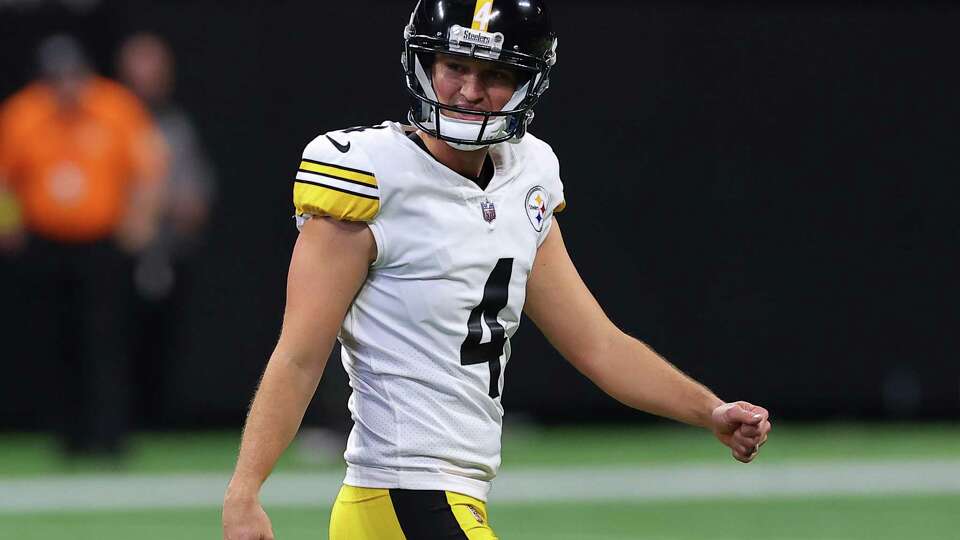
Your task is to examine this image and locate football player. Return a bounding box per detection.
[223,1,772,539]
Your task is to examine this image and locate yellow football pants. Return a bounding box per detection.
[329,485,498,539]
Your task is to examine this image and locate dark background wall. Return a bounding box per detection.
[1,1,957,429]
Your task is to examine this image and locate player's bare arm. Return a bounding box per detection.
[223,217,375,539]
[524,221,771,463]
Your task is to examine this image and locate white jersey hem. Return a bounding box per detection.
[344,464,492,501]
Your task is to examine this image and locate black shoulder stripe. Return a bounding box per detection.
[301,158,374,178]
[297,169,380,190]
[294,179,379,200]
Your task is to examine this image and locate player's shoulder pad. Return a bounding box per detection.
[293,125,387,223]
[521,131,566,213]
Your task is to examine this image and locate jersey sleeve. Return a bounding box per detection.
[536,141,566,246]
[293,133,380,229]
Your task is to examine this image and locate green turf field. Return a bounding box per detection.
[5,495,959,540]
[2,423,958,539]
[2,422,959,476]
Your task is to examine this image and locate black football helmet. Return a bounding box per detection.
[402,0,558,149]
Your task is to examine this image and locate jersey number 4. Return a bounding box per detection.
[460,258,514,399]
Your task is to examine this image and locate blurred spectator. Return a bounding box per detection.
[117,32,216,425]
[0,35,167,458]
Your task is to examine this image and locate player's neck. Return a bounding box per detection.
[418,131,490,180]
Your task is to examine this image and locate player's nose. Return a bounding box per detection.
[458,74,486,104]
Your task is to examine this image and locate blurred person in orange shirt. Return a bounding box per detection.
[118,32,216,425]
[0,35,167,458]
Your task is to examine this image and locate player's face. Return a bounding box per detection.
[431,53,520,121]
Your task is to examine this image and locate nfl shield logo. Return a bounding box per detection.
[480,200,496,223]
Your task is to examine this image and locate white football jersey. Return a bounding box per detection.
[293,121,565,500]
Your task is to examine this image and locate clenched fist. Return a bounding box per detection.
[223,492,275,540]
[710,401,772,463]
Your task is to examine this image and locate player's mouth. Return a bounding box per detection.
[442,107,489,122]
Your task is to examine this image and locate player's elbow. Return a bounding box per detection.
[563,325,624,381]
[270,339,330,381]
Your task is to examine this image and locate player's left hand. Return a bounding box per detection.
[710,401,771,463]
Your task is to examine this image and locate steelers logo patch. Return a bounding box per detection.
[525,186,549,232]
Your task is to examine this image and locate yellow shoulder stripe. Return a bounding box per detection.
[555,200,566,213]
[294,182,379,222]
[299,159,378,188]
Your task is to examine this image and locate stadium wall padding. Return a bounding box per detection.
[1,0,957,428]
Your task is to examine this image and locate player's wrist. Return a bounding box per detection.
[225,475,264,501]
[699,396,726,430]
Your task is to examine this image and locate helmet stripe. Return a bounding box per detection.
[471,0,494,32]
